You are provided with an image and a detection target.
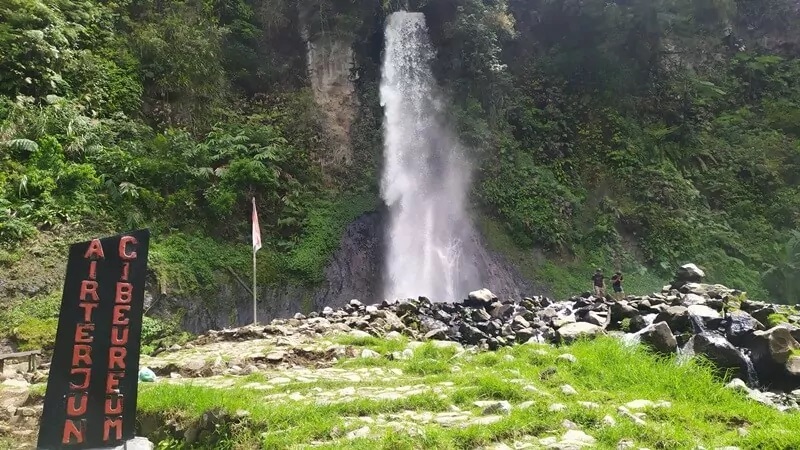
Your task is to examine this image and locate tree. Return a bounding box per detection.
[762,230,800,304]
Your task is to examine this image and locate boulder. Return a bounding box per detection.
[418,316,448,335]
[654,306,691,333]
[537,307,559,325]
[265,351,286,362]
[687,304,721,320]
[515,328,535,343]
[349,330,372,339]
[628,314,650,332]
[433,309,453,323]
[459,323,488,345]
[360,349,380,359]
[490,303,515,319]
[479,401,512,415]
[466,289,496,307]
[611,301,640,322]
[552,315,577,328]
[689,333,750,381]
[471,308,492,323]
[682,293,708,306]
[512,315,531,330]
[0,381,29,414]
[558,429,596,447]
[681,283,735,298]
[485,319,503,336]
[725,310,764,346]
[751,307,778,326]
[348,299,364,308]
[396,299,420,316]
[674,263,705,285]
[740,300,766,313]
[380,311,406,332]
[639,322,678,355]
[183,359,212,377]
[748,326,800,365]
[556,322,605,344]
[787,355,800,377]
[585,311,609,328]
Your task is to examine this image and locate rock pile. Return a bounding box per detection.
[189,263,800,398]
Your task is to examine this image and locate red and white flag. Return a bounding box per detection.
[252,197,262,253]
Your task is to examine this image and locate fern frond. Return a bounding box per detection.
[3,138,38,152]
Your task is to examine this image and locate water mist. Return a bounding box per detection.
[380,11,481,302]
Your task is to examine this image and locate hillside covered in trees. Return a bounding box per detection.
[2,0,800,348]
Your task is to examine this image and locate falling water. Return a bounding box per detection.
[380,12,480,301]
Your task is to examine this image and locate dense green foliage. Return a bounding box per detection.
[0,0,376,295]
[1,0,800,303]
[415,0,800,301]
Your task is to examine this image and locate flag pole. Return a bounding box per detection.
[251,196,260,326]
[252,243,257,326]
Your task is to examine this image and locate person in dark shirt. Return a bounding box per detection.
[611,271,624,301]
[591,268,605,298]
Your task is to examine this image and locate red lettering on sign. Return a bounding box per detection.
[84,239,105,260]
[62,419,85,444]
[74,323,94,344]
[71,345,92,367]
[112,305,130,325]
[89,261,97,280]
[78,302,99,322]
[110,326,129,346]
[66,392,88,417]
[118,235,138,260]
[115,282,132,304]
[106,372,124,393]
[79,280,99,302]
[69,368,91,390]
[103,417,123,441]
[105,395,123,415]
[108,347,126,370]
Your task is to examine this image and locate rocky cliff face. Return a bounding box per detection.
[150,208,535,334]
[299,10,359,170]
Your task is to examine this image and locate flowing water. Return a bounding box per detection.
[678,320,760,387]
[379,12,480,301]
[624,312,760,387]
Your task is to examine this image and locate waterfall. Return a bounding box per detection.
[380,12,480,302]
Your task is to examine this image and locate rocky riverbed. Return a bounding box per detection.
[203,264,799,397]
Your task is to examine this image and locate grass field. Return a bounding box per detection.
[136,336,800,449]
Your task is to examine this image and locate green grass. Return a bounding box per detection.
[0,290,61,350]
[138,384,450,449]
[135,336,800,449]
[286,192,379,283]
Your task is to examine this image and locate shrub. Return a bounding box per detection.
[766,313,789,328]
[13,318,58,351]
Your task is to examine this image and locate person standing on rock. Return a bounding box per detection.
[591,268,605,298]
[611,271,624,300]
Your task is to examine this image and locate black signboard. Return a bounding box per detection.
[37,230,150,449]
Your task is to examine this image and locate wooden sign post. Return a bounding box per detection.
[37,230,150,449]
